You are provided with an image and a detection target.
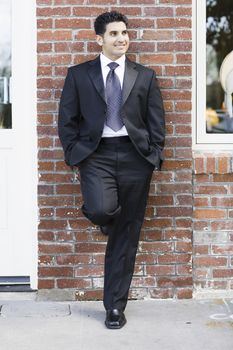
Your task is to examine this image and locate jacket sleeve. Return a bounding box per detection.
[146,71,165,168]
[58,68,80,166]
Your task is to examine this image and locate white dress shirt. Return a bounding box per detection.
[100,53,128,138]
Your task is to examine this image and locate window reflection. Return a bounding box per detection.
[0,0,12,129]
[206,0,233,133]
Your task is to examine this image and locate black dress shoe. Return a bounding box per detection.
[105,309,127,329]
[100,226,108,236]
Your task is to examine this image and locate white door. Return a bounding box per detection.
[0,0,37,289]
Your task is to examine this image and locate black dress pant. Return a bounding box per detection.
[79,137,154,311]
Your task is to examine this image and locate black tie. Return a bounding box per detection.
[105,62,124,132]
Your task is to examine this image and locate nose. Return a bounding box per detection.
[117,33,125,42]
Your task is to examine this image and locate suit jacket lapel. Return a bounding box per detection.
[87,56,106,104]
[87,56,138,106]
[122,59,138,105]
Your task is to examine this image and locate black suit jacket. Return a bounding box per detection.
[58,56,165,169]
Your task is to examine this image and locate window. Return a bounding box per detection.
[0,0,11,129]
[195,0,233,146]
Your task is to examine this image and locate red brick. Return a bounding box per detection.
[212,245,233,255]
[141,229,163,241]
[194,185,227,195]
[142,30,173,40]
[38,231,55,241]
[54,0,87,4]
[57,279,92,288]
[73,7,109,17]
[217,157,229,174]
[176,218,192,228]
[38,279,55,289]
[157,206,192,217]
[175,170,192,181]
[166,136,192,147]
[37,19,52,29]
[74,266,104,277]
[157,277,192,287]
[158,183,192,194]
[176,288,192,299]
[157,18,191,29]
[38,185,54,195]
[175,241,192,253]
[176,265,192,275]
[37,7,71,16]
[39,243,73,254]
[164,229,192,240]
[129,42,155,52]
[111,7,142,16]
[211,197,233,207]
[194,197,209,207]
[176,30,192,40]
[175,78,192,88]
[194,256,227,267]
[176,7,192,16]
[213,269,233,278]
[140,242,173,253]
[158,42,192,52]
[37,43,52,53]
[160,0,191,3]
[38,267,73,277]
[55,18,91,29]
[176,53,192,64]
[144,7,173,17]
[193,245,209,255]
[38,66,53,76]
[75,243,106,253]
[194,209,226,219]
[40,208,54,217]
[162,159,192,170]
[158,254,192,264]
[38,30,72,41]
[140,54,174,65]
[165,65,191,76]
[56,255,91,265]
[146,265,175,275]
[131,277,157,287]
[213,174,233,182]
[119,0,154,4]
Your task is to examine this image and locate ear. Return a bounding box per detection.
[96,35,103,47]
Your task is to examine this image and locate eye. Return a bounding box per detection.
[122,30,128,35]
[110,31,117,36]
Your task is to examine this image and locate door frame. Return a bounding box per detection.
[3,0,37,289]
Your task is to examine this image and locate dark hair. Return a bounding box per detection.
[94,11,128,35]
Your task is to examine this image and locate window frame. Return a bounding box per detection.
[194,0,233,150]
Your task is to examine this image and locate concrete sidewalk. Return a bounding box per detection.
[0,296,233,350]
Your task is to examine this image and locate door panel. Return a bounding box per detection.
[0,0,37,288]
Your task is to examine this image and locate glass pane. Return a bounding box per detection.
[0,0,12,129]
[206,0,233,133]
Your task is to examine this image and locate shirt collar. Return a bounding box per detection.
[100,53,125,69]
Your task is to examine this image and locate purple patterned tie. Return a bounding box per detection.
[105,62,124,132]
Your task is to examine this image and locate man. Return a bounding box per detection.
[58,11,165,329]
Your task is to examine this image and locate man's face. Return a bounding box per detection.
[96,21,129,61]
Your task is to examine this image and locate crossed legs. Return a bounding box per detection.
[79,140,154,312]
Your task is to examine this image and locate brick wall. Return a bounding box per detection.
[193,153,233,296]
[37,0,193,300]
